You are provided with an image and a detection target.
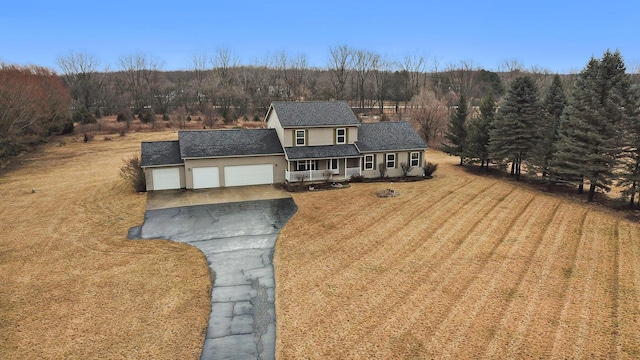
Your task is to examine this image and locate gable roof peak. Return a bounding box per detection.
[270,101,360,127]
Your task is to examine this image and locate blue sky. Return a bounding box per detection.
[2,0,639,73]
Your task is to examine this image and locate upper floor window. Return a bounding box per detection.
[410,152,420,167]
[336,128,346,144]
[295,130,306,146]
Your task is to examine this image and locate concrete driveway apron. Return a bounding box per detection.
[137,197,297,360]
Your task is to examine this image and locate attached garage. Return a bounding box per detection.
[192,167,220,189]
[224,164,274,187]
[151,167,181,190]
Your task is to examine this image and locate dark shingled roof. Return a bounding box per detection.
[141,140,183,167]
[271,101,360,127]
[178,128,283,158]
[284,144,361,160]
[356,121,427,152]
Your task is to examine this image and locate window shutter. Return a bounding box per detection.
[333,128,337,144]
[292,130,295,147]
[373,154,377,170]
[346,128,350,144]
[407,152,411,165]
[305,129,308,145]
[395,153,399,168]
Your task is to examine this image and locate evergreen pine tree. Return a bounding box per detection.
[465,93,495,167]
[551,50,634,201]
[489,76,542,180]
[531,74,567,184]
[442,93,468,165]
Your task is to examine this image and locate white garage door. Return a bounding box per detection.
[192,167,220,189]
[224,164,274,187]
[152,168,181,190]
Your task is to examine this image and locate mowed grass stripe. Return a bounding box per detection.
[551,212,618,358]
[332,181,510,353]
[366,186,532,357]
[483,204,586,358]
[276,174,471,277]
[432,195,559,358]
[276,178,484,358]
[617,221,640,358]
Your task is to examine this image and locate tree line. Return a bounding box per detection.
[0,64,73,162]
[53,46,546,125]
[442,50,640,207]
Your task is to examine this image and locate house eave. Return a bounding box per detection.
[182,153,284,160]
[141,163,184,168]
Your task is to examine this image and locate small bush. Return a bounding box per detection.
[83,133,94,143]
[323,170,333,183]
[119,154,146,192]
[162,113,170,121]
[423,162,438,177]
[379,163,388,178]
[104,136,112,141]
[73,107,96,125]
[60,119,75,135]
[139,109,155,124]
[253,114,261,122]
[349,174,365,183]
[117,110,133,123]
[400,162,413,177]
[119,129,127,137]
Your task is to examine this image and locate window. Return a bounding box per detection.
[410,152,420,167]
[295,130,306,146]
[386,153,396,169]
[296,160,317,171]
[364,154,374,170]
[327,159,338,170]
[336,128,346,144]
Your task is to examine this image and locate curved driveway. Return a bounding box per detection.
[136,195,297,360]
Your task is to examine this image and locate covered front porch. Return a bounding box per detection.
[283,144,362,182]
[285,158,361,182]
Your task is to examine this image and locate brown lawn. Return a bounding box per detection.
[3,129,640,359]
[274,151,640,359]
[0,131,210,359]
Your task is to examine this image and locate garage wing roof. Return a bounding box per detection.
[141,140,183,167]
[178,128,284,158]
[284,144,361,160]
[356,121,427,152]
[270,101,359,127]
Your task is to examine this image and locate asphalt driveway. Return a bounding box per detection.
[132,197,297,360]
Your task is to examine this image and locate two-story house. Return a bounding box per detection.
[141,101,427,191]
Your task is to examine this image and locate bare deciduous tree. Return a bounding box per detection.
[118,52,164,112]
[57,51,104,110]
[353,49,379,110]
[328,44,353,100]
[409,88,449,147]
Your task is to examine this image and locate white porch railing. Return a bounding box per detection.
[345,167,361,178]
[286,167,362,182]
[286,170,327,182]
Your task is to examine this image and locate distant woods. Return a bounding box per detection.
[2,47,640,206]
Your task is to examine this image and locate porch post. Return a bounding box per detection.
[344,158,347,178]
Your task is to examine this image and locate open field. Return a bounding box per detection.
[3,127,640,359]
[275,151,640,359]
[0,131,210,359]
